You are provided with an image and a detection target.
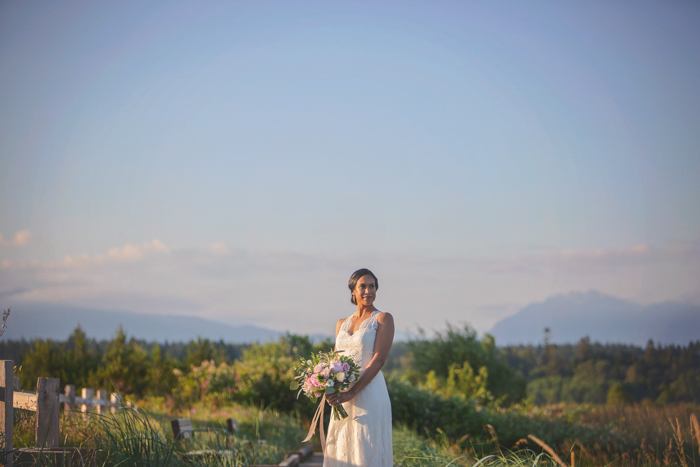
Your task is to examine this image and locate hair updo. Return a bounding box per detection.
[348,268,379,305]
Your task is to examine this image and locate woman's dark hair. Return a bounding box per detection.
[348,268,379,305]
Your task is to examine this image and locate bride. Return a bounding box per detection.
[324,268,394,467]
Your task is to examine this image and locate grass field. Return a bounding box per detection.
[9,398,700,466]
[555,403,700,466]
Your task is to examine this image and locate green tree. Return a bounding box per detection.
[97,326,150,395]
[185,337,226,367]
[19,339,62,389]
[62,326,100,387]
[146,343,178,396]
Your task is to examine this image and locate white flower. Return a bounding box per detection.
[307,360,312,365]
[336,372,346,381]
[325,380,334,387]
[349,374,356,382]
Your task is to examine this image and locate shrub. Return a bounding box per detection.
[387,377,627,452]
[607,382,632,406]
[407,325,526,405]
[172,334,328,417]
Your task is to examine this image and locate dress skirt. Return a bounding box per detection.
[323,370,393,467]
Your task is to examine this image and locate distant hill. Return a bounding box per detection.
[0,302,284,343]
[489,291,700,346]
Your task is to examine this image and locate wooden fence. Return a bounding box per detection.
[0,360,122,465]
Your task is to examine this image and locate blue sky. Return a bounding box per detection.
[1,1,699,336]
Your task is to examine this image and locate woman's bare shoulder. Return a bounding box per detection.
[377,311,394,324]
[334,317,346,338]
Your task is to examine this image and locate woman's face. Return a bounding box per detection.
[353,274,377,307]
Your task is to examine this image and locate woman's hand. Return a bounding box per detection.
[327,389,355,407]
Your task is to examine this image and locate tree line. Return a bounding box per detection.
[1,324,698,406]
[1,326,248,396]
[501,335,700,405]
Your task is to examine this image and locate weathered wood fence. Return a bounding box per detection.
[0,360,122,465]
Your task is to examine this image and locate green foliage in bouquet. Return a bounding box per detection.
[291,349,361,420]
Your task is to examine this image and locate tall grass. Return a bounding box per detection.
[393,425,563,467]
[393,425,473,467]
[569,403,699,444]
[392,402,700,467]
[10,397,306,467]
[92,404,178,467]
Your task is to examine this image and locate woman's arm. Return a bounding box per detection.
[328,312,394,407]
[334,318,345,351]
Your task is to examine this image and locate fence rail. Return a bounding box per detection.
[9,390,122,412]
[12,391,37,411]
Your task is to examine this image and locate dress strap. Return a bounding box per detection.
[367,310,383,331]
[340,315,353,333]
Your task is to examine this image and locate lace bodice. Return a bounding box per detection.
[335,311,383,372]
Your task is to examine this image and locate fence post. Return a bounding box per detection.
[110,393,120,414]
[36,377,60,448]
[64,384,76,412]
[1,360,13,466]
[81,388,94,419]
[95,390,107,415]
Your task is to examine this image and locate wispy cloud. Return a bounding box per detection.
[1,240,698,335]
[483,244,699,275]
[61,239,170,267]
[0,230,32,247]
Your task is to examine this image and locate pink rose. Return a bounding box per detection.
[330,360,343,373]
[308,374,322,388]
[342,363,350,372]
[314,364,324,373]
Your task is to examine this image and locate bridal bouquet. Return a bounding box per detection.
[290,350,361,420]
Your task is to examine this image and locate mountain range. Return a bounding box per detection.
[1,302,283,343]
[488,290,700,346]
[3,291,698,346]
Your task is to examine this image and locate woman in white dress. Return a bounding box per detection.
[324,268,395,467]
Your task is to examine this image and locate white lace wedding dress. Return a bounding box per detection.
[324,311,393,467]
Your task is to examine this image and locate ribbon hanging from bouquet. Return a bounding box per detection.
[302,394,327,452]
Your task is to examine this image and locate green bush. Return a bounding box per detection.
[606,382,631,406]
[387,377,626,451]
[172,334,328,417]
[173,360,238,407]
[406,325,526,405]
